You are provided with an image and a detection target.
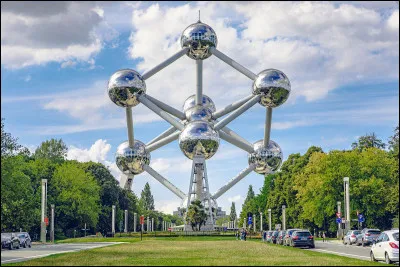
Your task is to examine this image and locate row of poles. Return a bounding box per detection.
[111,205,175,234]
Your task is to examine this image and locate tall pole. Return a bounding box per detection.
[50,204,55,243]
[268,209,272,231]
[124,210,128,233]
[112,205,116,236]
[152,218,154,232]
[260,212,263,232]
[282,205,286,231]
[254,215,256,233]
[344,177,350,232]
[196,60,203,105]
[134,213,137,232]
[40,179,47,243]
[147,216,150,232]
[337,201,341,239]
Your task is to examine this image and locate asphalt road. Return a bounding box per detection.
[1,242,121,264]
[311,240,371,261]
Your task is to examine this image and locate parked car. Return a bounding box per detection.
[1,233,20,250]
[343,230,361,245]
[370,230,399,264]
[277,230,286,245]
[266,231,273,243]
[17,232,32,248]
[290,230,315,248]
[270,231,279,244]
[356,228,381,247]
[284,229,303,246]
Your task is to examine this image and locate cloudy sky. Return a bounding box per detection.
[1,1,399,216]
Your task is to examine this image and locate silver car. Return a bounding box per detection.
[356,228,381,247]
[343,230,362,245]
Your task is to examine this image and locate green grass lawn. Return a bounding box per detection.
[4,237,386,266]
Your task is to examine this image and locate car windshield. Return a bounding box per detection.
[295,231,311,236]
[273,231,279,236]
[393,232,399,241]
[18,234,25,238]
[353,231,361,235]
[368,230,381,235]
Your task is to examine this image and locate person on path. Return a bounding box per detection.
[322,232,326,242]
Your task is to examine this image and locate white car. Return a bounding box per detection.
[370,230,399,264]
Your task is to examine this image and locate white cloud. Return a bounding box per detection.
[24,75,31,82]
[1,1,118,69]
[227,195,242,203]
[128,2,398,106]
[61,60,77,69]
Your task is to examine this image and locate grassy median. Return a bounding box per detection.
[4,237,386,266]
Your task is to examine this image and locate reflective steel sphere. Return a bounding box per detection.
[248,139,283,174]
[185,105,213,122]
[115,140,150,175]
[181,22,217,60]
[108,69,146,107]
[183,94,216,113]
[179,121,219,160]
[252,69,291,108]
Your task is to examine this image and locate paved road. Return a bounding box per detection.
[311,240,371,261]
[1,242,122,264]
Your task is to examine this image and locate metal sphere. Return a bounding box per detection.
[248,139,283,174]
[181,22,217,60]
[252,69,291,108]
[183,94,216,113]
[108,69,146,107]
[115,140,150,175]
[185,105,213,122]
[179,121,219,160]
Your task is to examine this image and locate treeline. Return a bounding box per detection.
[1,119,183,239]
[239,128,399,235]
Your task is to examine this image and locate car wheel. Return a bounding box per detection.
[370,251,377,262]
[24,242,27,248]
[16,243,20,249]
[385,253,392,264]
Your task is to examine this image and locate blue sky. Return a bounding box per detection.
[1,1,399,215]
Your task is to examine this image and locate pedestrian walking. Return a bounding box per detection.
[322,232,326,242]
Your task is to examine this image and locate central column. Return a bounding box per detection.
[196,164,203,200]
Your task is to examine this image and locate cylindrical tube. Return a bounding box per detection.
[124,210,128,233]
[260,212,263,232]
[196,60,203,105]
[50,204,55,243]
[264,107,272,147]
[126,107,134,148]
[268,209,272,231]
[134,213,137,233]
[282,205,286,230]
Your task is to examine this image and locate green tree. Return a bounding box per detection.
[351,133,386,151]
[34,138,67,162]
[229,202,237,221]
[388,125,399,157]
[52,161,101,233]
[1,118,22,157]
[186,199,208,231]
[244,185,255,204]
[140,182,154,211]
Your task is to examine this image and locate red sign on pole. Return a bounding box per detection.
[140,215,145,225]
[336,212,341,218]
[44,217,49,226]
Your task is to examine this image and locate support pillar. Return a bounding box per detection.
[40,179,47,243]
[282,205,286,230]
[134,213,137,232]
[260,212,263,232]
[50,204,55,243]
[268,209,272,231]
[112,205,116,235]
[124,210,128,233]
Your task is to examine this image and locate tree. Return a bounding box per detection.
[388,125,399,157]
[244,185,255,204]
[34,138,67,162]
[186,199,208,231]
[229,202,237,221]
[1,118,22,157]
[351,133,386,151]
[140,182,154,211]
[52,161,101,233]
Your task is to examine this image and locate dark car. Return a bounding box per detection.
[277,230,286,245]
[356,228,380,247]
[1,233,20,250]
[284,229,303,246]
[270,231,279,244]
[18,232,32,248]
[290,230,315,248]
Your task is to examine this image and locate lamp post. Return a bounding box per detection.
[111,205,116,236]
[343,177,350,232]
[282,205,286,231]
[260,212,263,232]
[268,209,272,231]
[40,179,48,243]
[337,201,342,239]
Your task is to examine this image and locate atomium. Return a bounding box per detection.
[253,69,291,108]
[248,139,283,174]
[179,121,219,160]
[109,16,293,230]
[115,140,150,175]
[108,69,146,107]
[181,21,218,60]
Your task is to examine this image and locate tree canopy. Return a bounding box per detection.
[140,182,155,211]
